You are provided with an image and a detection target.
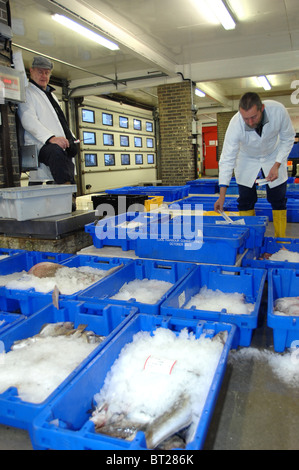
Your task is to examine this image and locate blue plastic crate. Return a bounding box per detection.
[78,258,197,314]
[0,255,131,312]
[242,237,299,273]
[0,290,54,318]
[187,179,219,194]
[135,224,250,265]
[31,314,236,450]
[0,248,26,261]
[85,212,171,251]
[0,312,26,334]
[225,197,299,222]
[0,250,74,276]
[169,195,236,212]
[173,215,268,249]
[0,300,138,431]
[226,182,239,195]
[106,185,190,202]
[0,250,75,314]
[286,183,299,199]
[268,268,299,352]
[289,144,299,159]
[160,264,266,347]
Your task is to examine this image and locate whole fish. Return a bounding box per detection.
[11,336,39,350]
[39,322,74,337]
[96,413,145,441]
[28,262,64,278]
[212,330,228,345]
[81,330,106,344]
[12,322,105,350]
[145,394,192,449]
[52,285,60,309]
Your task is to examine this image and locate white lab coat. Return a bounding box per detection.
[17,82,66,153]
[218,100,295,189]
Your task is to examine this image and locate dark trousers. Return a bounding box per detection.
[38,143,75,184]
[237,181,287,211]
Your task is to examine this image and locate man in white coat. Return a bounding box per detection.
[214,92,295,238]
[18,56,76,186]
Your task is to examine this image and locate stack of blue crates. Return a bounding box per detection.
[187,178,219,194]
[85,211,171,251]
[1,181,299,449]
[106,185,190,202]
[0,245,240,450]
[135,223,250,265]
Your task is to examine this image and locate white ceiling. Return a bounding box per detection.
[9,0,299,121]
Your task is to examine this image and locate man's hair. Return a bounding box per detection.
[239,92,263,111]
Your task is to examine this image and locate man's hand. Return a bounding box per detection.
[49,136,69,150]
[214,186,227,212]
[266,162,281,182]
[214,197,224,212]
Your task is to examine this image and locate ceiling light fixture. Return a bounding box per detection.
[202,0,236,30]
[195,88,206,97]
[257,75,272,91]
[52,14,119,51]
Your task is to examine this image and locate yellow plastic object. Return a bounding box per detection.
[239,209,256,216]
[203,211,239,216]
[144,195,164,211]
[272,209,287,238]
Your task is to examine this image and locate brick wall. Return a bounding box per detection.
[0,0,20,187]
[217,111,237,158]
[157,82,196,185]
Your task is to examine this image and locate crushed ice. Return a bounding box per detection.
[269,248,299,262]
[91,327,226,444]
[110,279,173,304]
[0,266,112,295]
[0,325,100,403]
[229,347,299,387]
[184,286,254,315]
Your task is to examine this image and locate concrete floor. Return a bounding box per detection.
[0,221,299,450]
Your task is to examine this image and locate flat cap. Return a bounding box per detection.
[31,56,53,70]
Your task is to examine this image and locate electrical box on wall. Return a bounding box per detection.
[0,66,26,103]
[0,23,12,41]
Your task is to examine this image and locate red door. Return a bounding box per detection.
[203,126,218,174]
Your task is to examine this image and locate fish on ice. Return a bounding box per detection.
[274,296,299,316]
[259,245,299,262]
[11,322,105,350]
[145,393,192,449]
[0,322,106,404]
[28,262,64,278]
[0,262,125,296]
[90,326,227,449]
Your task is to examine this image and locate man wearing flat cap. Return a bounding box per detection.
[18,55,77,186]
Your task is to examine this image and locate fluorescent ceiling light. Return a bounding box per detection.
[195,88,206,97]
[202,0,236,30]
[257,75,272,91]
[52,14,119,51]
